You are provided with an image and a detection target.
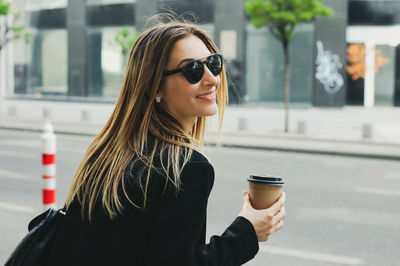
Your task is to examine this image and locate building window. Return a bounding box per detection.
[26,29,68,97]
[87,26,137,98]
[245,23,314,104]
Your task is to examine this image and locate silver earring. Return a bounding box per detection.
[155,96,161,103]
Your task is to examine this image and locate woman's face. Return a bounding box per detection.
[160,35,220,132]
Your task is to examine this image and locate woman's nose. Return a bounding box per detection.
[201,65,219,87]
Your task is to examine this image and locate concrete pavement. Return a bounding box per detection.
[1,99,400,160]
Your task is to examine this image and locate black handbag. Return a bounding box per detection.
[5,207,66,266]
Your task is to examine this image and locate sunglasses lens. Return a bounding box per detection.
[185,60,204,84]
[207,55,223,76]
[179,54,223,84]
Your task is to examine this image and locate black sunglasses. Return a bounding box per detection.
[163,53,223,84]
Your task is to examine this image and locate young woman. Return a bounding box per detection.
[48,18,286,266]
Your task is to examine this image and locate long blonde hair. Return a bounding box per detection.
[64,18,228,220]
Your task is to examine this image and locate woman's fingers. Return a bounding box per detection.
[267,192,286,215]
[241,191,252,209]
[265,219,284,237]
[263,205,286,238]
[272,206,286,225]
[272,220,284,233]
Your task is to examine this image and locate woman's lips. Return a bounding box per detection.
[197,90,216,100]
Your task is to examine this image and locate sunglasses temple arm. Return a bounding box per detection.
[163,68,182,76]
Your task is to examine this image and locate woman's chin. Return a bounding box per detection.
[202,105,218,117]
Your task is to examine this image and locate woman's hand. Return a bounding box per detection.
[238,191,286,242]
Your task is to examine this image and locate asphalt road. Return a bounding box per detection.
[1,129,399,266]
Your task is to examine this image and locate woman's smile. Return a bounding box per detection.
[196,89,216,101]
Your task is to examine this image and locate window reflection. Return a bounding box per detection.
[27,29,67,97]
[245,23,314,104]
[25,0,67,10]
[88,26,136,98]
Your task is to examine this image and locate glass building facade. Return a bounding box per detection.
[6,0,400,107]
[245,23,314,105]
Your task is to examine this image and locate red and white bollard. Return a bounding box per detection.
[41,120,56,209]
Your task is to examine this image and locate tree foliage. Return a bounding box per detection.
[245,0,333,44]
[113,27,140,58]
[0,0,10,16]
[0,0,30,52]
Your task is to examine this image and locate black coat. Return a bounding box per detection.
[46,150,259,266]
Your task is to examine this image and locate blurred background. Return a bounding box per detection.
[1,0,399,106]
[1,0,400,265]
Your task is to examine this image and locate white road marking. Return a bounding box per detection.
[355,187,400,197]
[0,139,39,148]
[0,201,35,214]
[0,169,38,182]
[0,150,37,160]
[259,245,364,265]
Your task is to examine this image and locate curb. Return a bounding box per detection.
[1,125,400,161]
[205,142,400,161]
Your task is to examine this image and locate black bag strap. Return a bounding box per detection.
[28,206,67,231]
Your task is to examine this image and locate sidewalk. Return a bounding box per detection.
[1,99,400,160]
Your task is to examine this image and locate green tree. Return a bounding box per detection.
[113,27,140,60]
[0,0,30,52]
[245,0,332,132]
[1,0,30,97]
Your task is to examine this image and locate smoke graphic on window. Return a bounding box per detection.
[315,40,344,95]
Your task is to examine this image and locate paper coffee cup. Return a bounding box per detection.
[248,175,284,210]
